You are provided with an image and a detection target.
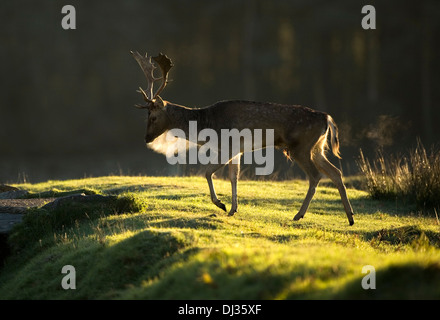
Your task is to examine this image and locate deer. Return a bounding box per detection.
[131,51,355,226]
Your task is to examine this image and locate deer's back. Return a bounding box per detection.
[205,100,327,130]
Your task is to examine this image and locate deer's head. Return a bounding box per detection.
[131,51,173,143]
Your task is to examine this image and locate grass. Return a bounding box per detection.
[1,175,440,299]
[358,141,440,213]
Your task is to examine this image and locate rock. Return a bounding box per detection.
[0,189,29,200]
[0,185,19,192]
[41,193,115,210]
[0,213,24,234]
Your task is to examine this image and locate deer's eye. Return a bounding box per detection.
[150,116,157,123]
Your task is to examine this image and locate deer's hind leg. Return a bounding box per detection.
[313,153,355,226]
[291,151,323,221]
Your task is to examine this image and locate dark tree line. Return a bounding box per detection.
[0,0,439,181]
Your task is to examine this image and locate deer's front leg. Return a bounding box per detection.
[228,155,241,216]
[205,163,227,212]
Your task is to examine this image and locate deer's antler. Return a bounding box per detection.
[131,51,173,105]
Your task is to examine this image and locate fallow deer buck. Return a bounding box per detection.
[131,51,355,225]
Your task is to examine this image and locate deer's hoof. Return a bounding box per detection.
[293,214,303,221]
[228,210,236,217]
[216,202,227,212]
[348,212,355,226]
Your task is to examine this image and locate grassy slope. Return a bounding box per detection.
[1,176,439,299]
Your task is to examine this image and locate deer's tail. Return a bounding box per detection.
[327,115,341,159]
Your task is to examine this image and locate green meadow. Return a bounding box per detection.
[1,176,439,299]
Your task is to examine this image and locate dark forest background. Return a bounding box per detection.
[0,0,439,183]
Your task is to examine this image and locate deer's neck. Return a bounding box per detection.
[166,102,212,136]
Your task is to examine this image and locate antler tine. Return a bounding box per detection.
[134,103,148,109]
[136,87,149,101]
